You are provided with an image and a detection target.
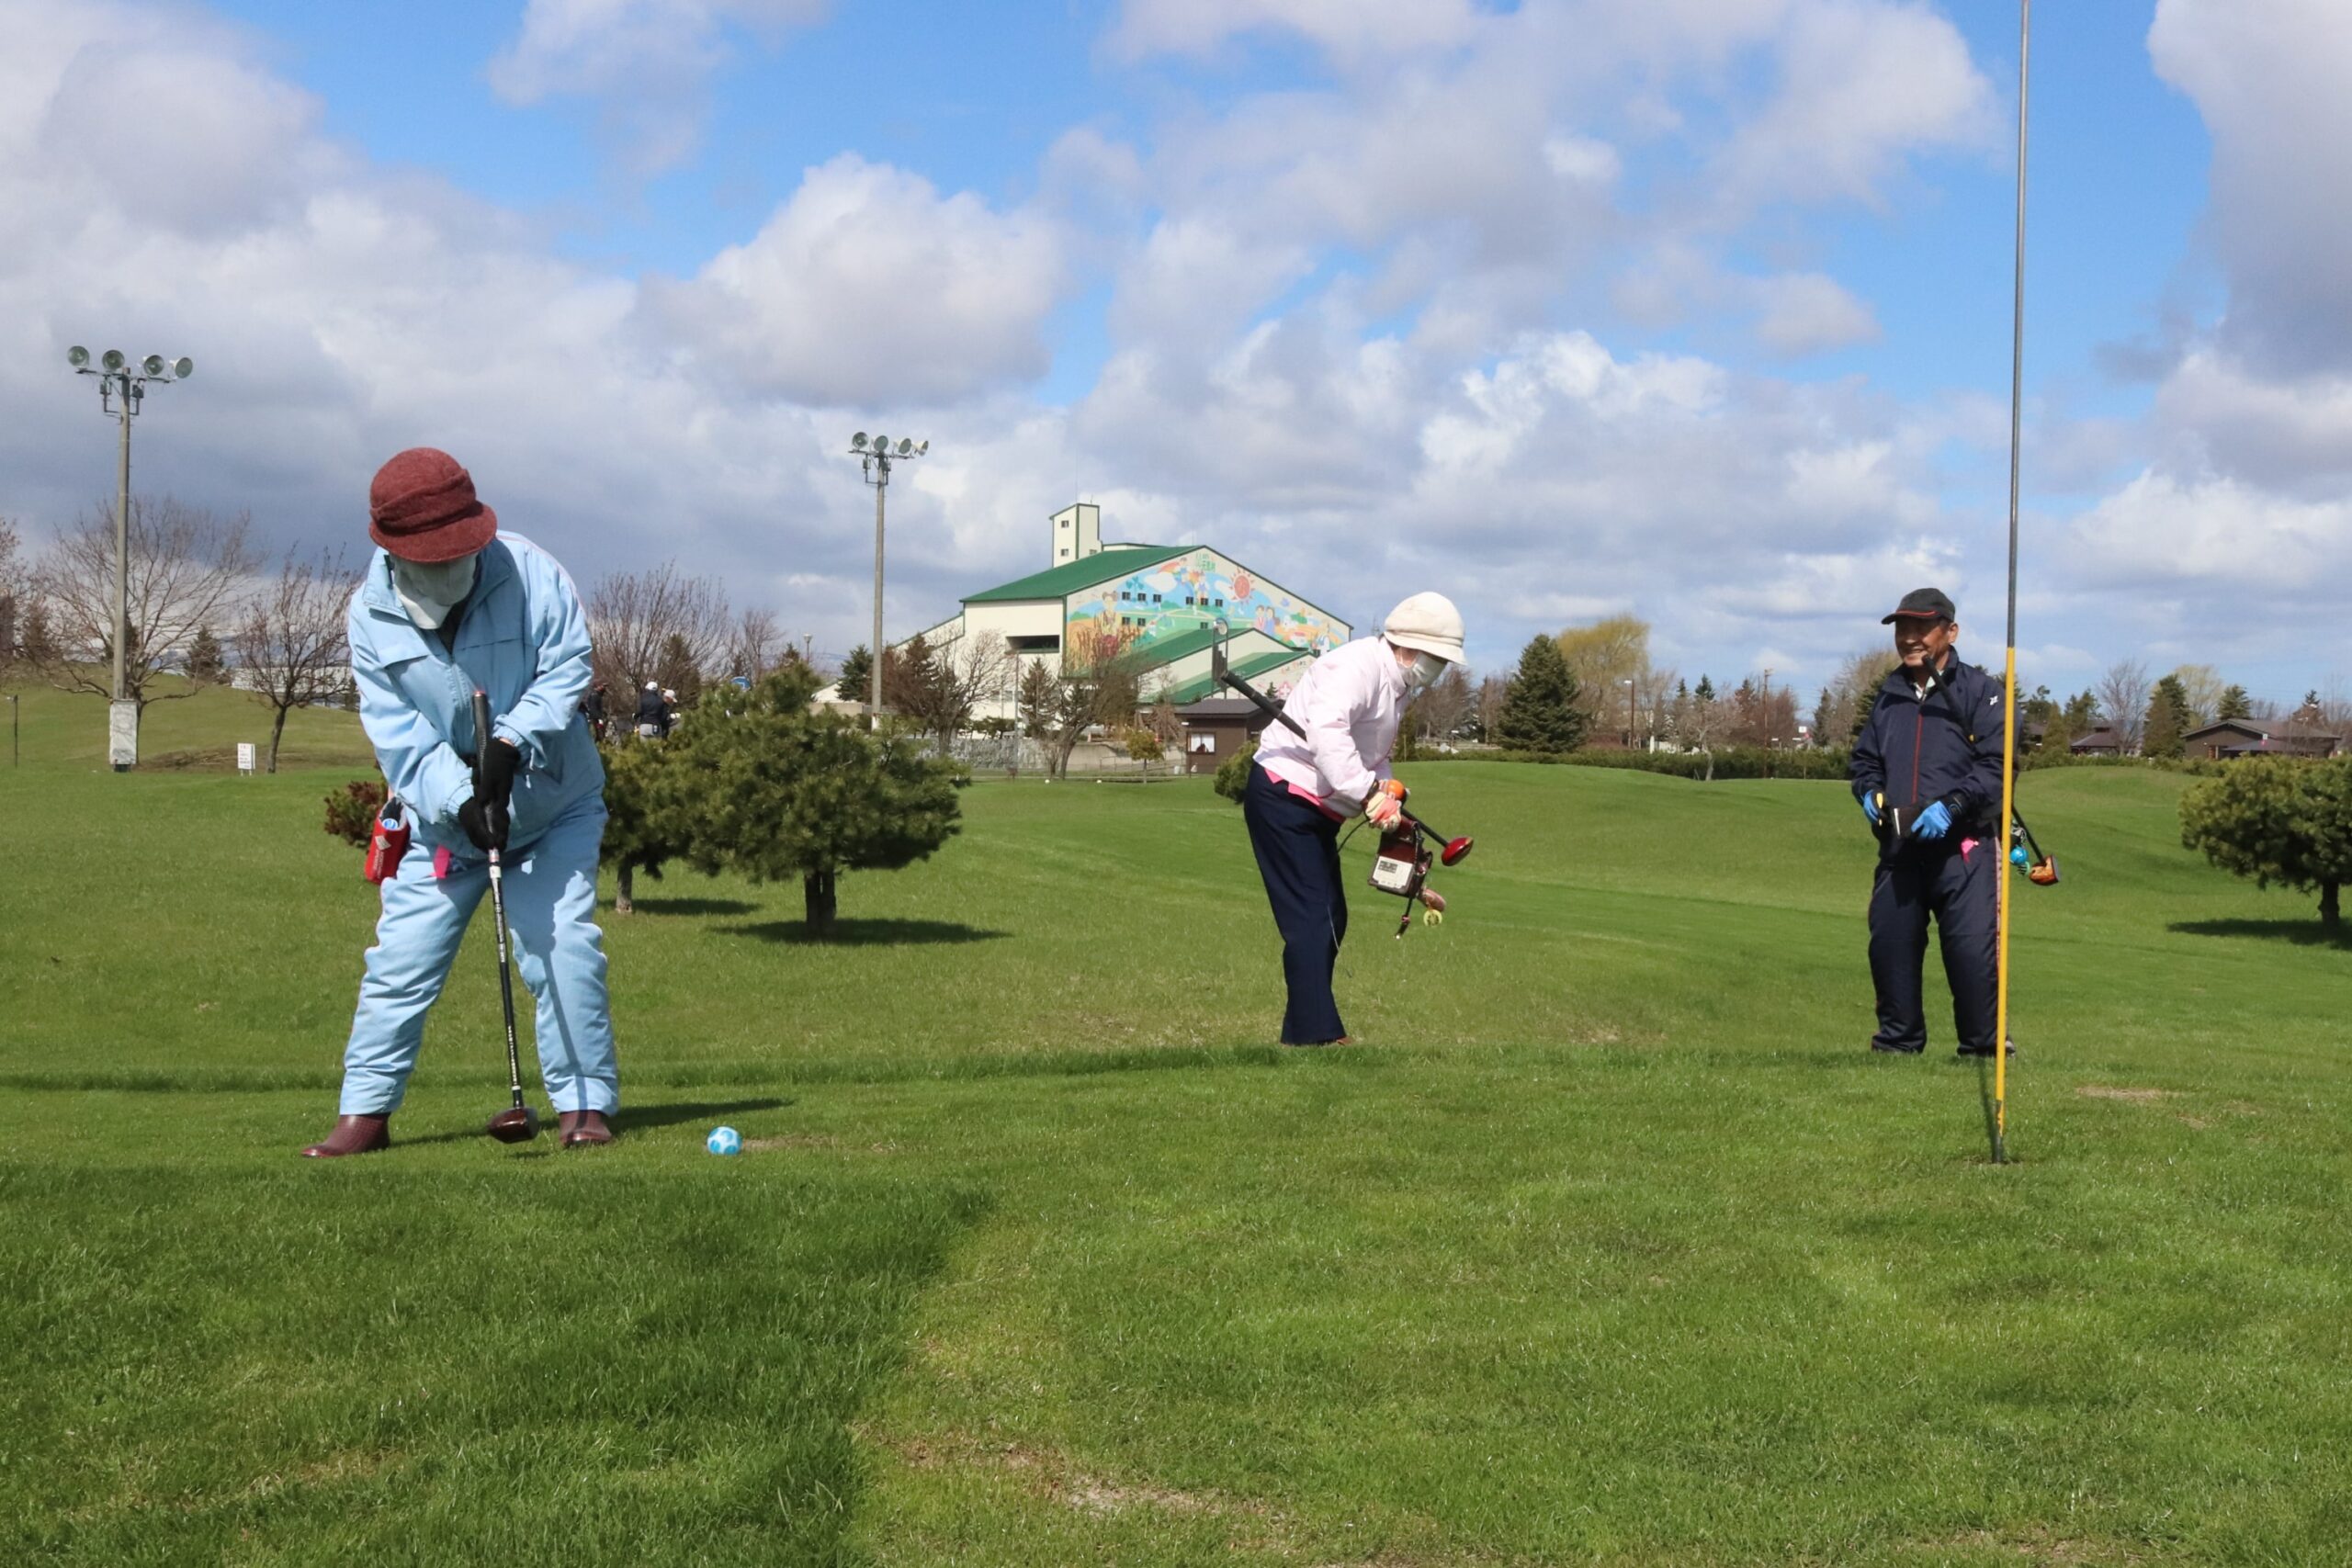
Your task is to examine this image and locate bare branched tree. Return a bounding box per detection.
[1046,624,1142,775]
[1408,663,1475,744]
[726,605,780,682]
[32,496,255,710]
[586,561,730,696]
[2098,660,2153,751]
[1473,672,1510,743]
[234,547,356,773]
[891,628,1014,748]
[0,515,21,663]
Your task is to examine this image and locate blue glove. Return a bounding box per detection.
[1914,800,1953,840]
[1859,792,1881,827]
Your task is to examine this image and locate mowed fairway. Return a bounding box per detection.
[4,701,2349,1565]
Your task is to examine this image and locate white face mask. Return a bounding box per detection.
[1399,648,1446,691]
[390,552,479,630]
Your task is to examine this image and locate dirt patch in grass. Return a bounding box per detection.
[2075,1085,2174,1104]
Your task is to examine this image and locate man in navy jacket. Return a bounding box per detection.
[1849,588,2015,1057]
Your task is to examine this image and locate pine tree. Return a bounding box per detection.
[835,645,874,705]
[1495,635,1587,754]
[2143,673,2192,760]
[186,624,226,682]
[2218,684,2253,721]
[664,662,962,936]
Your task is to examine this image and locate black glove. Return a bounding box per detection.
[480,738,522,809]
[462,739,523,852]
[458,795,508,853]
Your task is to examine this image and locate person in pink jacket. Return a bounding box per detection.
[1244,593,1465,1044]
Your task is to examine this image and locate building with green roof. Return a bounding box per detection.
[894,502,1350,725]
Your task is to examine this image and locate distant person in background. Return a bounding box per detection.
[1244,593,1464,1046]
[635,680,669,739]
[582,680,609,742]
[1849,587,2016,1060]
[303,446,618,1157]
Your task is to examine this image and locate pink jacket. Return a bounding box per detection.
[1253,637,1403,810]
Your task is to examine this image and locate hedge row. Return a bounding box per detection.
[1424,745,1856,781]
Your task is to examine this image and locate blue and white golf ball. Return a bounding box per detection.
[707,1125,742,1156]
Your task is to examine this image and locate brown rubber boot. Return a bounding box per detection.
[560,1110,616,1148]
[301,1114,390,1158]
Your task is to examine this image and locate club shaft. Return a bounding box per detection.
[487,853,526,1105]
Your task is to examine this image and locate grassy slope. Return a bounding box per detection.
[2,719,2347,1564]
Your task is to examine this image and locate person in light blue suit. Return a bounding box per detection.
[303,447,619,1156]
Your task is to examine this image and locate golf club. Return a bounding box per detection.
[2012,807,2060,886]
[474,689,539,1145]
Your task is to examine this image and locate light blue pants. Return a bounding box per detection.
[340,794,618,1117]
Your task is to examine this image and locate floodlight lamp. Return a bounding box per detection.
[141,355,165,377]
[917,440,928,455]
[68,345,89,368]
[172,357,193,378]
[852,432,868,449]
[101,349,125,372]
[897,437,912,456]
[871,433,889,454]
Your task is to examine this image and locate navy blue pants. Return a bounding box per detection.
[1867,837,2000,1054]
[1243,764,1349,1044]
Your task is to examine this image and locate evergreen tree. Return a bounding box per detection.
[186,625,226,682]
[2218,683,2254,721]
[598,732,690,914]
[655,632,703,710]
[2181,757,2352,929]
[1495,635,1587,754]
[2143,673,2192,759]
[664,662,962,936]
[835,645,874,705]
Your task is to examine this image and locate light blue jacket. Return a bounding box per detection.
[348,534,605,852]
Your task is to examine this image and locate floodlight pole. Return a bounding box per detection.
[847,433,927,728]
[113,388,132,707]
[69,347,193,771]
[1993,0,2031,1166]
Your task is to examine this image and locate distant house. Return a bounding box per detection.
[2070,726,2130,757]
[2181,716,2345,760]
[899,502,1350,726]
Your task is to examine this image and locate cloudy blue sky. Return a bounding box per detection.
[2,0,2344,705]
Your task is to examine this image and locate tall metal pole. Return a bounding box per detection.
[870,453,888,719]
[1993,0,2031,1166]
[113,390,131,705]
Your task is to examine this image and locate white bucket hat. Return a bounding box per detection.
[1383,592,1464,664]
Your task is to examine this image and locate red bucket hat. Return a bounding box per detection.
[368,447,498,562]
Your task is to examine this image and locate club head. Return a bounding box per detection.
[2028,856,2060,886]
[1440,836,1473,867]
[487,1105,540,1144]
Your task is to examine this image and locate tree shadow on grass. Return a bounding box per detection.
[2169,918,2352,951]
[617,897,760,918]
[720,918,1011,947]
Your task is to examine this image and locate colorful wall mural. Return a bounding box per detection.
[1062,548,1349,657]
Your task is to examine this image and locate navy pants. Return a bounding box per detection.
[1867,837,2000,1053]
[1243,764,1349,1043]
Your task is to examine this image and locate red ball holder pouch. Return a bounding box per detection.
[363,795,411,885]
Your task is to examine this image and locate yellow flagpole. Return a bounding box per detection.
[1993,0,2031,1163]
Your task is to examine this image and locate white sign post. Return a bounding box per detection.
[236,742,256,775]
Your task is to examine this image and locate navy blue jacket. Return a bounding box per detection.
[1849,654,2013,842]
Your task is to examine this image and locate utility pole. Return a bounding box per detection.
[846,431,927,726]
[67,346,193,771]
[1622,678,1635,750]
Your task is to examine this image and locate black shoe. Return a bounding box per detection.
[1869,1039,1924,1055]
[1957,1039,2018,1059]
[1284,1035,1353,1049]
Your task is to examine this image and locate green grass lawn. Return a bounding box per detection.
[3,703,2348,1565]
